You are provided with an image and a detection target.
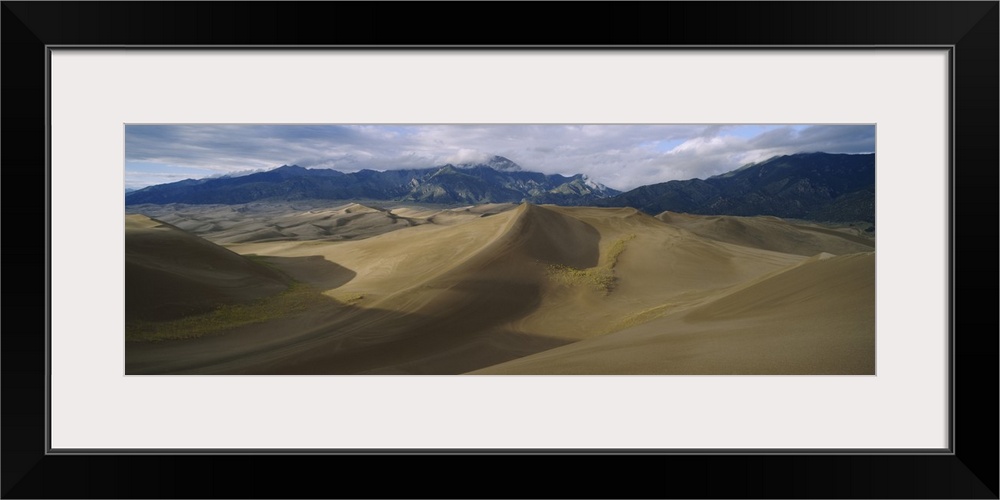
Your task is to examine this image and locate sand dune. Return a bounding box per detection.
[128,204,596,373]
[125,214,289,323]
[126,201,519,245]
[125,204,875,375]
[656,211,874,256]
[471,252,875,374]
[128,202,420,244]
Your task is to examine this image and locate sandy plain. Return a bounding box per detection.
[124,201,875,375]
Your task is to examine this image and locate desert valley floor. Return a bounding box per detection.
[124,201,875,375]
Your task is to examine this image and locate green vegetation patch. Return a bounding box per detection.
[125,282,333,342]
[604,233,636,268]
[546,234,636,294]
[546,264,617,292]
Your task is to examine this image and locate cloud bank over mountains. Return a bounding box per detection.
[126,124,875,190]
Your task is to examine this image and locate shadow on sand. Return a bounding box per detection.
[125,270,576,375]
[126,210,605,375]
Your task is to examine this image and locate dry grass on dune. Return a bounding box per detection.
[125,281,333,342]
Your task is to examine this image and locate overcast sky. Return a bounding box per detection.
[125,124,875,191]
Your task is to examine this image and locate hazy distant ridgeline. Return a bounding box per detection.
[125,202,875,375]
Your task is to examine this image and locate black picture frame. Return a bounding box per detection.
[3,2,997,498]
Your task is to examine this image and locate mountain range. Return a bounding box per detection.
[126,152,875,223]
[601,152,875,223]
[125,156,617,207]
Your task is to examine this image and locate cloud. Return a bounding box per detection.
[126,124,875,191]
[441,148,492,165]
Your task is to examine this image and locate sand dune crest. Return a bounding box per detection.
[125,204,876,375]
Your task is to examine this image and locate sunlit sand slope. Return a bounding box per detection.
[471,252,875,374]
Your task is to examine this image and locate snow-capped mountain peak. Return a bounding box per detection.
[456,155,522,172]
[581,174,612,193]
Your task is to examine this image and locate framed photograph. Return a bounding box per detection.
[4,2,996,498]
[120,122,879,377]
